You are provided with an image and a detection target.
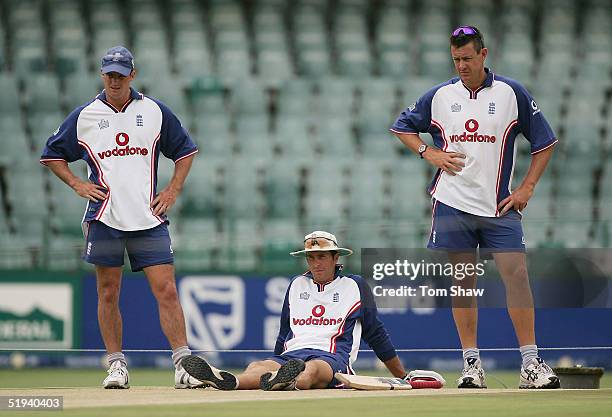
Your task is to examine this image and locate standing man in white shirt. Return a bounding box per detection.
[40,46,202,389]
[390,26,560,389]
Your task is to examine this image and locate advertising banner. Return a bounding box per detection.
[0,274,81,349]
[78,274,612,369]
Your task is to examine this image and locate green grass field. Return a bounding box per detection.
[1,369,611,417]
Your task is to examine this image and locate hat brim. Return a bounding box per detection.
[101,63,132,77]
[290,248,353,257]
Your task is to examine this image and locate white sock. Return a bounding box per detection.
[107,352,126,367]
[463,348,480,365]
[520,344,538,367]
[172,346,191,369]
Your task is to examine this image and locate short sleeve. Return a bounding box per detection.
[508,81,557,154]
[154,99,198,162]
[390,81,450,134]
[40,106,84,163]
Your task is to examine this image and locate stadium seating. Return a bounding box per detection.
[0,0,610,270]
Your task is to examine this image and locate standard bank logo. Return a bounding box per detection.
[179,276,245,359]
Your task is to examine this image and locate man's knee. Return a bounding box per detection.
[296,360,332,389]
[151,279,180,304]
[97,280,120,304]
[245,360,274,373]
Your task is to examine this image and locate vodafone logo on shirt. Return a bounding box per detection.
[292,305,343,326]
[449,119,496,143]
[97,132,149,159]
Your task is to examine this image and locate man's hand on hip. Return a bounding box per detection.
[73,180,108,202]
[151,187,179,216]
[424,148,466,176]
[497,185,534,215]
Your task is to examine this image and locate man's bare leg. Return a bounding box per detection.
[448,252,486,388]
[493,252,535,346]
[236,360,281,389]
[143,264,188,349]
[449,252,479,349]
[96,265,123,354]
[295,360,333,389]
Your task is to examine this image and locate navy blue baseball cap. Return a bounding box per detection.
[101,46,135,76]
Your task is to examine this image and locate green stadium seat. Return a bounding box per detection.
[264,158,302,219]
[389,161,429,221]
[25,73,62,115]
[220,219,260,271]
[5,165,47,240]
[30,112,63,154]
[1,128,31,167]
[348,159,389,220]
[64,72,103,111]
[298,49,331,77]
[46,236,85,271]
[0,72,21,118]
[257,50,293,85]
[180,156,224,217]
[231,80,269,116]
[274,118,316,157]
[313,118,357,157]
[173,218,216,271]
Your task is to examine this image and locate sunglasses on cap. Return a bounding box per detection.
[451,26,479,37]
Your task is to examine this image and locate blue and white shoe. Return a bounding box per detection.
[519,357,560,389]
[457,358,486,388]
[103,361,130,389]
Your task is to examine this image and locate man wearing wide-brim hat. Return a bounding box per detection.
[180,231,420,391]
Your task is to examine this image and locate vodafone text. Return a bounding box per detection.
[98,145,149,159]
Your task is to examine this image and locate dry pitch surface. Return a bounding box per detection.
[0,386,541,409]
[2,370,611,417]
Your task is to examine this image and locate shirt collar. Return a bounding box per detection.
[482,67,494,88]
[303,265,344,282]
[97,87,143,102]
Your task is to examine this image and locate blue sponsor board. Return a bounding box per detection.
[77,275,612,370]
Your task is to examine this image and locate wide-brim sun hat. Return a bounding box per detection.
[290,231,353,257]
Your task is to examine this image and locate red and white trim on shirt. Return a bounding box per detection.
[174,149,198,164]
[149,133,164,223]
[462,83,486,100]
[119,98,134,113]
[428,119,448,196]
[316,280,335,292]
[531,139,558,155]
[389,128,417,136]
[429,199,439,243]
[494,119,518,216]
[329,300,361,353]
[99,97,134,113]
[39,158,66,165]
[430,119,448,151]
[77,139,111,220]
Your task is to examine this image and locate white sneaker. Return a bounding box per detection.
[175,365,207,389]
[103,361,130,389]
[519,357,561,389]
[457,358,486,388]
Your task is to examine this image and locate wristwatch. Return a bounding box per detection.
[418,144,428,159]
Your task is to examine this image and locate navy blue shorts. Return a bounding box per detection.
[83,221,174,272]
[428,199,525,253]
[270,348,350,388]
